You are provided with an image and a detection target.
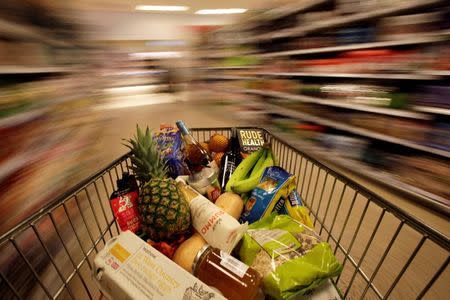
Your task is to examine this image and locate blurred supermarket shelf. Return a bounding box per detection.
[0,107,48,129]
[412,106,450,116]
[265,103,450,158]
[249,0,444,42]
[0,139,57,183]
[0,18,70,47]
[270,128,450,214]
[254,72,440,81]
[0,66,74,75]
[205,51,257,59]
[253,0,331,22]
[238,89,431,119]
[201,66,260,70]
[205,75,259,81]
[257,31,450,57]
[418,70,450,77]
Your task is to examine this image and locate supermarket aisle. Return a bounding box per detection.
[94,92,250,168]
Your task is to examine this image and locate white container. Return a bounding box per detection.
[93,231,226,300]
[177,178,248,253]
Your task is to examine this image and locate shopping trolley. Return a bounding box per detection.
[0,128,448,299]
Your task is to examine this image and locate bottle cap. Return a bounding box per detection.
[176,120,189,135]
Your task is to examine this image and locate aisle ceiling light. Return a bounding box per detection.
[135,5,189,11]
[195,8,247,15]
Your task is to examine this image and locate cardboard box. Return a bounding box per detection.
[94,231,226,300]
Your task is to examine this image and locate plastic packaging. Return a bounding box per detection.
[240,166,312,227]
[176,178,248,253]
[239,214,342,300]
[154,124,187,178]
[93,231,226,300]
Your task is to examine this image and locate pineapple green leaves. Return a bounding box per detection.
[123,124,168,184]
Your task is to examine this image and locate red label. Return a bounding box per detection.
[110,191,141,233]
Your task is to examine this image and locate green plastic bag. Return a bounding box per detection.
[239,213,342,300]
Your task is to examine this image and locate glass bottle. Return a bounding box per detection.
[192,245,262,300]
[176,121,221,201]
[109,173,140,233]
[176,120,213,173]
[219,127,242,190]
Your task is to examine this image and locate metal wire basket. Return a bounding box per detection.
[0,127,448,299]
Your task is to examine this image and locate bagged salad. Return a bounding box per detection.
[239,213,342,300]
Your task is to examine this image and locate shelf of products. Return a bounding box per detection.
[254,71,439,81]
[0,66,74,75]
[0,18,69,47]
[254,0,331,22]
[0,3,108,234]
[270,127,450,213]
[199,0,450,211]
[266,103,449,158]
[249,0,444,42]
[257,32,449,57]
[244,89,432,119]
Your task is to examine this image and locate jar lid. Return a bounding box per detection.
[192,244,211,276]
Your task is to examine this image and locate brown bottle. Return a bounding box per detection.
[192,245,262,300]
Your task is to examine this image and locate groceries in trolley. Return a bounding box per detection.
[98,122,343,299]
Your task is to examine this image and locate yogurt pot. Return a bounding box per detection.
[176,177,248,253]
[187,165,221,202]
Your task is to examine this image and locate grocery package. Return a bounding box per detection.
[124,125,191,241]
[153,124,187,178]
[94,231,226,300]
[239,214,342,299]
[176,178,248,253]
[240,166,294,224]
[192,245,262,300]
[281,190,313,228]
[237,128,266,156]
[109,173,141,233]
[226,146,274,193]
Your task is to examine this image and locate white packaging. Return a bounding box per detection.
[93,231,226,300]
[176,178,248,253]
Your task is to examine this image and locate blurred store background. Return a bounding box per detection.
[0,0,449,298]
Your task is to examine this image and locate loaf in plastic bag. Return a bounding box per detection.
[239,213,342,300]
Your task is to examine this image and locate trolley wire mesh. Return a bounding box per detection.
[0,127,448,299]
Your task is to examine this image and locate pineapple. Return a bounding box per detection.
[124,125,191,241]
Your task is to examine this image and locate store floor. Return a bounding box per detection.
[59,91,447,299]
[95,92,251,166]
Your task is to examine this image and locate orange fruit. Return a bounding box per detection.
[200,142,210,153]
[214,152,225,166]
[209,134,229,153]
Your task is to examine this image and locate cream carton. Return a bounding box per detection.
[93,231,226,300]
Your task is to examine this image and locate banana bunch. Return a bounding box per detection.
[226,146,274,194]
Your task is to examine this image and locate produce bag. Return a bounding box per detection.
[239,213,342,300]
